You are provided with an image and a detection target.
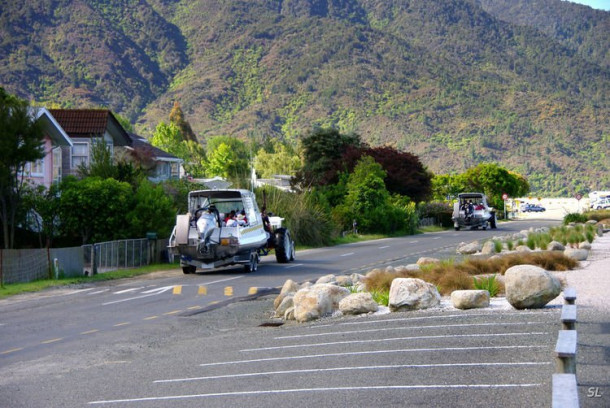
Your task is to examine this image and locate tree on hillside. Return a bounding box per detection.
[295,127,362,188]
[169,101,198,143]
[0,88,44,248]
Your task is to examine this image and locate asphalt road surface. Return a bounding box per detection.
[0,219,566,407]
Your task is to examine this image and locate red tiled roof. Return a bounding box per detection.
[48,109,111,136]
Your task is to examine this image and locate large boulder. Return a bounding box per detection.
[563,247,588,261]
[274,279,299,309]
[481,241,496,255]
[316,274,337,284]
[504,265,561,309]
[274,294,295,318]
[547,241,565,251]
[416,257,440,266]
[339,292,379,315]
[388,278,441,312]
[457,241,481,255]
[451,290,490,310]
[293,284,350,322]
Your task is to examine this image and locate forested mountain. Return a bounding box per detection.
[1,0,608,195]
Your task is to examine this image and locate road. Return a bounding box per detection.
[0,219,563,407]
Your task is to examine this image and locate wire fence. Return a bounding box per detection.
[1,238,164,284]
[82,238,153,274]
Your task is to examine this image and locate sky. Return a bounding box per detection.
[567,0,610,10]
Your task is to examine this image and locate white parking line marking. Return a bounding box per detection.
[115,288,143,294]
[408,240,418,243]
[313,311,549,328]
[241,332,548,352]
[89,383,542,404]
[87,289,109,295]
[274,322,544,339]
[156,362,549,383]
[432,237,441,240]
[285,263,303,269]
[102,286,176,306]
[378,246,390,249]
[200,345,545,367]
[340,252,355,257]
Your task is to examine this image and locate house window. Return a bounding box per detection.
[170,163,180,179]
[72,142,89,168]
[52,147,62,183]
[24,158,44,177]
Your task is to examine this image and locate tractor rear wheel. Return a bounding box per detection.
[275,229,294,263]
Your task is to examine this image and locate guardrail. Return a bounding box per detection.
[552,288,579,408]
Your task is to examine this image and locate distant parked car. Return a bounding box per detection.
[593,198,610,210]
[521,203,545,212]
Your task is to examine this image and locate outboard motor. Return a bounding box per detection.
[195,206,221,255]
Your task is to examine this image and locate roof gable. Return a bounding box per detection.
[48,109,130,145]
[31,108,72,147]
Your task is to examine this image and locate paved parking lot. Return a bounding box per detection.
[88,304,560,408]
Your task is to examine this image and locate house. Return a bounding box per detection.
[48,109,131,178]
[253,174,294,192]
[23,108,73,188]
[126,133,183,182]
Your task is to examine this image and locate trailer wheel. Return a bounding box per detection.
[275,229,293,263]
[244,252,258,273]
[182,265,196,274]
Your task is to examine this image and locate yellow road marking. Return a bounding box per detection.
[1,348,23,355]
[224,286,233,296]
[198,285,207,295]
[248,287,258,295]
[41,338,63,344]
[144,316,158,320]
[114,322,130,327]
[208,301,219,305]
[164,310,181,315]
[80,329,99,335]
[188,305,202,310]
[173,286,182,295]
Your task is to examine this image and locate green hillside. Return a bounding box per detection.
[0,0,608,195]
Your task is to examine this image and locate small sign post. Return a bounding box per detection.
[502,193,509,219]
[575,193,582,213]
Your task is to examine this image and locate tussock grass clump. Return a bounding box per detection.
[363,252,577,296]
[493,240,503,253]
[473,275,501,297]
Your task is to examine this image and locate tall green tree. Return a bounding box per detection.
[151,121,206,177]
[126,180,175,238]
[295,127,362,187]
[205,136,250,181]
[253,140,301,178]
[333,156,406,233]
[0,88,44,248]
[21,183,62,248]
[461,163,530,209]
[58,177,133,244]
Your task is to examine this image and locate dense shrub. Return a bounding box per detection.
[563,212,588,224]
